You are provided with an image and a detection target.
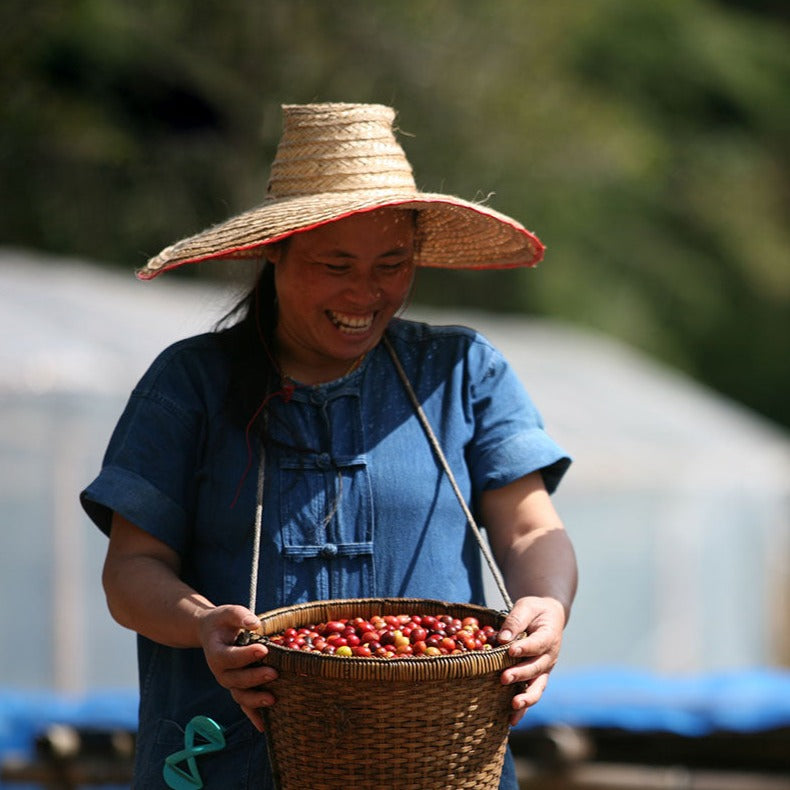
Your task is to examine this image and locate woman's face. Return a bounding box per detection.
[270,208,416,382]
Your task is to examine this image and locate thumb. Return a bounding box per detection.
[235,607,262,633]
[497,598,538,643]
[240,610,262,631]
[212,603,261,632]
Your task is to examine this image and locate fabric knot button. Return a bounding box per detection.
[316,453,332,469]
[320,543,338,558]
[310,390,326,406]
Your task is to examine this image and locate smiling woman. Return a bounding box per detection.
[79,102,576,790]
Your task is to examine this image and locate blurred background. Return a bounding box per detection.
[1,0,789,787]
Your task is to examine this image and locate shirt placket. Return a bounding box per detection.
[277,383,375,602]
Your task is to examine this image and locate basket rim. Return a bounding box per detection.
[254,597,521,681]
[257,596,508,621]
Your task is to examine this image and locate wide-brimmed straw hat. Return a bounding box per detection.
[138,102,545,280]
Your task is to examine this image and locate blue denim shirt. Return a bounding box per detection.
[81,317,570,789]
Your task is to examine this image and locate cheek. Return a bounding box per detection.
[389,269,416,300]
[276,270,332,311]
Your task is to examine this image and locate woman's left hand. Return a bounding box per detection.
[497,595,567,726]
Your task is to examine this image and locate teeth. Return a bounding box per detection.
[328,311,374,333]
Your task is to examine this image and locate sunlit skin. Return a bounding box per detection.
[267,207,416,384]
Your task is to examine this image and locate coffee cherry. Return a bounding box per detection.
[268,613,500,659]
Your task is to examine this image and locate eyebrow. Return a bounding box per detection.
[321,245,413,260]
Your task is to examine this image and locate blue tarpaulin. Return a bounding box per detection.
[516,668,790,737]
[0,688,137,767]
[2,669,789,769]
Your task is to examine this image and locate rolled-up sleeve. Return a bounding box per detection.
[79,341,208,553]
[466,339,571,494]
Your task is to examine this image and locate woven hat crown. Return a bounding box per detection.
[267,103,418,199]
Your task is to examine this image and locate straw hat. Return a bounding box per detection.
[138,102,545,280]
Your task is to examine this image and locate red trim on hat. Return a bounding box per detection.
[137,200,544,280]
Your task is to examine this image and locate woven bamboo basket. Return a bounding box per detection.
[254,596,522,790]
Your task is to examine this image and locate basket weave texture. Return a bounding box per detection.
[257,597,521,790]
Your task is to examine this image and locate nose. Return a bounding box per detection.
[346,271,383,302]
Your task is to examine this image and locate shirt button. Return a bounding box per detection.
[317,453,331,469]
[320,543,338,558]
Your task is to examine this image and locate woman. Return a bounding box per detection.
[81,103,577,789]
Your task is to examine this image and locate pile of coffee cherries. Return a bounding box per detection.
[266,613,501,658]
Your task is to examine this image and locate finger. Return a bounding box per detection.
[218,642,270,671]
[233,686,276,718]
[500,653,555,686]
[218,604,260,629]
[499,596,554,641]
[509,673,549,726]
[497,603,537,644]
[204,605,261,643]
[233,685,276,709]
[217,662,277,693]
[499,597,566,644]
[240,611,262,632]
[241,704,266,733]
[509,629,562,666]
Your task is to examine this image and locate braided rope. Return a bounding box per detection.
[383,335,514,611]
[249,442,265,614]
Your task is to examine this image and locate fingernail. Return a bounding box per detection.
[243,615,261,628]
[499,629,512,642]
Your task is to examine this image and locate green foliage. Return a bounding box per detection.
[1,0,788,428]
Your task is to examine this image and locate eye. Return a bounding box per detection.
[318,261,351,274]
[377,258,411,273]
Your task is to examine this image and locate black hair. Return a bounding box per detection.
[215,260,281,438]
[215,257,323,509]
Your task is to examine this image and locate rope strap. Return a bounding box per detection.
[249,442,265,615]
[383,335,514,610]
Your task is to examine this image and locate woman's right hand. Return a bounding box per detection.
[104,515,278,731]
[198,605,278,732]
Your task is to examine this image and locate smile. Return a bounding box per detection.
[327,311,375,334]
